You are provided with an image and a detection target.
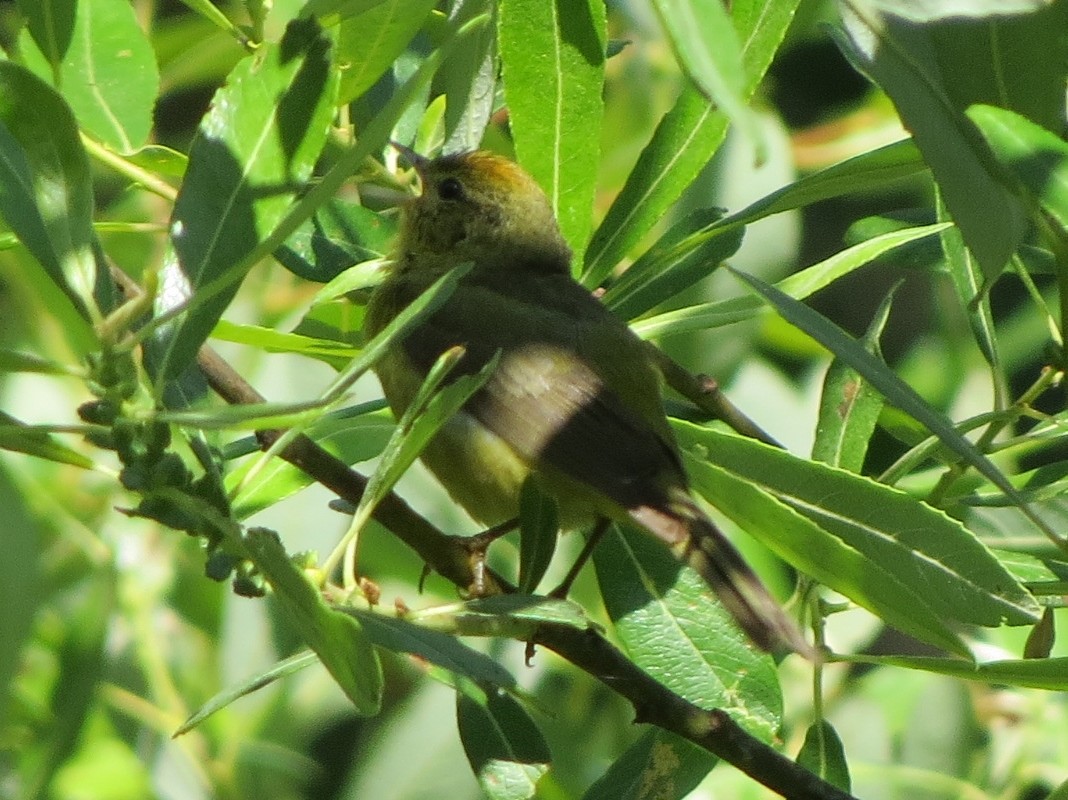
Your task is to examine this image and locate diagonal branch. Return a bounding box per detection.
[113,267,857,800]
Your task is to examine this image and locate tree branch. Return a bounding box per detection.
[112,267,857,800]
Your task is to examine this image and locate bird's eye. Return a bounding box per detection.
[437,177,465,201]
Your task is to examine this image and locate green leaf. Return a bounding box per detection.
[245,528,383,714]
[335,0,438,106]
[678,425,1041,628]
[796,720,851,793]
[457,685,551,800]
[274,198,396,283]
[0,415,95,470]
[835,6,1033,278]
[811,285,895,472]
[0,350,80,375]
[499,0,606,264]
[15,0,76,68]
[594,525,782,741]
[347,609,518,689]
[517,479,558,594]
[968,104,1068,234]
[0,62,102,342]
[582,728,715,800]
[651,0,757,153]
[601,207,744,321]
[155,18,339,380]
[175,650,319,735]
[835,653,1068,691]
[414,595,592,639]
[730,267,1046,529]
[0,463,43,728]
[227,407,393,519]
[441,0,497,154]
[672,436,970,656]
[211,320,360,361]
[581,0,800,287]
[300,0,391,26]
[938,190,1001,377]
[20,0,159,153]
[633,224,947,339]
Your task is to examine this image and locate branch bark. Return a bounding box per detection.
[114,267,858,800]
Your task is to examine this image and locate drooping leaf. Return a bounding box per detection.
[797,720,851,793]
[582,728,716,800]
[457,685,551,800]
[245,528,383,714]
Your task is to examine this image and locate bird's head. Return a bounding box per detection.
[395,148,572,274]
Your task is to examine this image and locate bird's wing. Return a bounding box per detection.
[398,271,685,511]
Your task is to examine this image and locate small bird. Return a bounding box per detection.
[365,148,809,656]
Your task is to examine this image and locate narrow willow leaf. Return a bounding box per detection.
[301,0,390,26]
[836,653,1068,691]
[601,208,744,321]
[633,224,947,339]
[0,417,95,470]
[797,720,851,793]
[812,285,895,472]
[866,0,1050,22]
[0,464,43,727]
[441,0,496,154]
[517,479,558,594]
[595,525,782,741]
[20,0,159,153]
[347,609,518,689]
[679,424,1041,628]
[499,0,606,264]
[414,596,592,638]
[211,320,360,361]
[245,528,383,714]
[228,409,392,519]
[968,104,1068,234]
[175,650,319,735]
[0,63,102,340]
[730,268,1045,528]
[651,0,758,150]
[335,0,438,106]
[582,729,715,800]
[156,18,339,380]
[346,348,497,534]
[938,191,1001,377]
[835,6,1028,278]
[582,0,800,286]
[0,350,80,376]
[673,442,970,656]
[457,686,551,800]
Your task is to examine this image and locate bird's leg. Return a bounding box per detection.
[461,517,519,596]
[548,518,611,599]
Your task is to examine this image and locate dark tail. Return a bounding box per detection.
[630,493,813,658]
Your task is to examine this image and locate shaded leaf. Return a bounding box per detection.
[518,479,558,594]
[15,0,76,68]
[155,18,339,379]
[246,528,383,714]
[797,720,851,793]
[457,686,551,800]
[582,728,715,800]
[595,525,782,741]
[0,62,102,343]
[836,652,1068,690]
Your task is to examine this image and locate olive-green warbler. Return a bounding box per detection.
[366,149,808,655]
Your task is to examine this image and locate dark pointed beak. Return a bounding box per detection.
[390,141,430,176]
